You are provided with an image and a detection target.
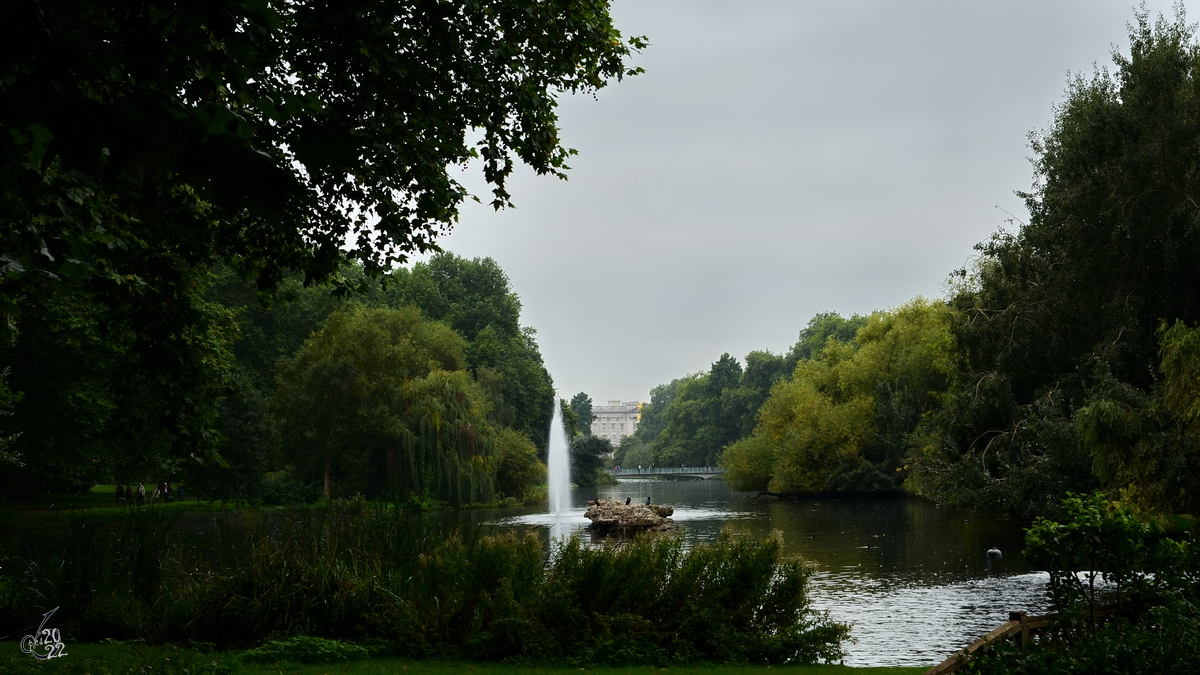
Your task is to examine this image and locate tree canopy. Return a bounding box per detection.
[722,299,954,494]
[375,254,555,452]
[0,0,636,496]
[912,10,1200,516]
[273,306,499,504]
[569,392,594,436]
[1,0,643,308]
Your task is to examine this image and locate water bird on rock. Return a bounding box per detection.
[625,497,631,505]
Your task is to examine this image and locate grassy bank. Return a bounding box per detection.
[0,641,928,675]
[0,485,549,532]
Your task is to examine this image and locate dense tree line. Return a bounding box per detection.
[1,252,554,505]
[618,312,867,472]
[207,253,555,504]
[638,11,1200,519]
[559,392,615,488]
[723,299,952,495]
[910,11,1200,517]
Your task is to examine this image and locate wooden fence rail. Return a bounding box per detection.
[924,604,1121,675]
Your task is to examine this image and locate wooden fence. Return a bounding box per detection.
[924,604,1121,675]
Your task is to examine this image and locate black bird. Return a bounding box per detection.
[625,497,631,505]
[645,497,651,505]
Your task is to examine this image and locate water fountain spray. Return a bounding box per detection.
[547,398,571,516]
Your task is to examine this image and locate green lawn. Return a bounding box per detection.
[0,642,930,675]
[10,485,125,510]
[0,485,291,530]
[3,484,191,513]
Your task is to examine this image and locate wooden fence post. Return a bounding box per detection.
[1008,611,1029,650]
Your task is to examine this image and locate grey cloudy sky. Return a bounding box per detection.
[423,1,1188,403]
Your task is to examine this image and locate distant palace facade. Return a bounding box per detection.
[591,400,640,444]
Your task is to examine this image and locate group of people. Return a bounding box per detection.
[614,465,659,473]
[611,464,716,473]
[115,481,180,506]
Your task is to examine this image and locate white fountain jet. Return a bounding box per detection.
[547,398,572,516]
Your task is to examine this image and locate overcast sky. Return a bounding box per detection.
[421,1,1189,404]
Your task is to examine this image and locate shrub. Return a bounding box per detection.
[968,493,1199,674]
[261,470,321,505]
[241,636,369,664]
[6,504,848,666]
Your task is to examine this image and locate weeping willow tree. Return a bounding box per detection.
[274,306,499,505]
[383,370,498,506]
[1070,321,1200,516]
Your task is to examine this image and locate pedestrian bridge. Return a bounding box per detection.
[608,466,724,480]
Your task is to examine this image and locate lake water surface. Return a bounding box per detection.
[4,480,1048,668]
[493,478,1048,668]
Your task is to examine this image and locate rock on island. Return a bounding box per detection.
[584,499,675,532]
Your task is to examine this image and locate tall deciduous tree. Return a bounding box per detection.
[569,434,612,487]
[570,392,594,436]
[786,312,868,365]
[273,306,497,504]
[381,254,555,453]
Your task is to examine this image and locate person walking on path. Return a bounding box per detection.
[137,482,146,506]
[115,484,124,505]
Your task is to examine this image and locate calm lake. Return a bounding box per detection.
[494,478,1048,668]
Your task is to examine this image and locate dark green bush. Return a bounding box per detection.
[967,493,1199,674]
[241,636,369,664]
[261,472,322,505]
[4,501,848,666]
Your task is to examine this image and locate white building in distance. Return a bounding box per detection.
[591,400,640,444]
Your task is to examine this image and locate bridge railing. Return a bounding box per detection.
[607,466,723,475]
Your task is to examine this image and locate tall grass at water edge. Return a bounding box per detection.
[0,498,848,665]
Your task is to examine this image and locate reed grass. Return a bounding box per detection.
[1,498,848,666]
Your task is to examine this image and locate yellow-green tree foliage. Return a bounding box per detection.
[275,306,502,505]
[722,298,954,493]
[494,427,547,500]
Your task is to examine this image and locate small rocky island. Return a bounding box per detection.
[584,499,675,532]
